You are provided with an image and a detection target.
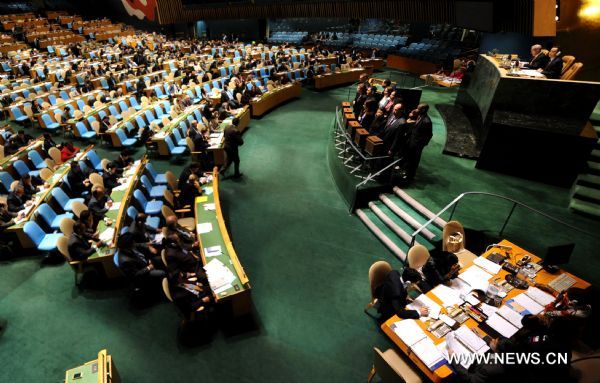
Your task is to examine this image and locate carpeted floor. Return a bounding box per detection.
[0,70,598,382]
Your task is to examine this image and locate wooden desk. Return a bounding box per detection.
[151,104,202,156]
[314,68,371,90]
[194,168,251,316]
[65,349,120,383]
[86,158,147,279]
[381,239,590,383]
[249,83,301,117]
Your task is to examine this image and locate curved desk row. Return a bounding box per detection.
[194,168,251,316]
[249,82,302,117]
[314,67,372,90]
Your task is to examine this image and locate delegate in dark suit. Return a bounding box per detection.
[67,232,95,261]
[7,191,25,213]
[221,122,244,177]
[374,270,420,320]
[118,247,165,282]
[378,114,407,155]
[542,57,563,79]
[403,113,433,180]
[525,53,549,70]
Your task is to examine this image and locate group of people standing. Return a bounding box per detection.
[353,75,433,182]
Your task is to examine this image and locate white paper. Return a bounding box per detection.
[204,245,222,257]
[464,293,481,306]
[487,313,519,338]
[431,284,464,307]
[459,265,493,292]
[473,256,502,275]
[203,203,215,211]
[480,303,498,318]
[513,293,544,315]
[526,286,555,306]
[411,337,445,370]
[445,332,474,369]
[498,305,524,329]
[391,319,427,347]
[109,201,121,211]
[99,227,115,242]
[439,314,457,327]
[196,222,212,234]
[407,294,442,321]
[454,325,489,354]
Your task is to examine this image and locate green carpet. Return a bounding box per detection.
[0,70,598,382]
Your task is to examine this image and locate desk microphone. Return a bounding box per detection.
[491,244,512,251]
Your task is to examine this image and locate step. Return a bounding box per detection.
[569,199,600,219]
[572,185,600,204]
[379,195,437,241]
[587,161,600,176]
[393,186,447,229]
[590,149,600,162]
[356,209,407,261]
[576,173,600,188]
[369,202,415,245]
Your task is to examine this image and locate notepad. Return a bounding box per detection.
[411,337,446,371]
[497,305,524,329]
[512,293,544,315]
[391,319,427,347]
[473,256,502,275]
[487,312,519,338]
[454,325,489,354]
[526,286,555,306]
[195,195,208,203]
[407,294,442,321]
[431,284,463,307]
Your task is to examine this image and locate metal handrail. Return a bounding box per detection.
[409,191,600,247]
[356,157,402,187]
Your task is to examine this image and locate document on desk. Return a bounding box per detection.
[99,227,115,243]
[473,256,502,275]
[454,325,489,354]
[411,337,447,371]
[203,203,216,211]
[431,284,463,307]
[196,222,212,234]
[204,258,236,292]
[407,294,442,322]
[526,286,555,306]
[497,305,524,329]
[458,265,492,292]
[109,201,121,211]
[487,313,520,338]
[391,319,427,347]
[512,293,544,315]
[204,245,222,257]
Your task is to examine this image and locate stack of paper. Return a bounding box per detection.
[511,293,544,315]
[391,319,426,347]
[411,337,446,371]
[203,258,236,294]
[458,265,493,291]
[454,325,490,354]
[431,284,464,307]
[526,286,555,306]
[407,294,442,322]
[473,256,502,274]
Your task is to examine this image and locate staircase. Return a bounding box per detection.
[570,121,600,220]
[356,187,447,261]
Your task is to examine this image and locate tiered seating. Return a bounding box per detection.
[267,31,307,44]
[397,39,462,64]
[318,32,352,47]
[352,34,408,49]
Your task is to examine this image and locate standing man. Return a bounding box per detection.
[220,118,244,178]
[378,103,407,157]
[402,103,433,181]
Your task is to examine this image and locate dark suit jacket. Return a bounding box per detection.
[165,246,199,276]
[67,171,88,196]
[67,233,95,261]
[378,115,407,154]
[223,126,243,151]
[118,248,150,280]
[375,270,420,320]
[542,57,563,79]
[526,53,549,70]
[407,115,433,150]
[88,196,108,219]
[7,192,24,212]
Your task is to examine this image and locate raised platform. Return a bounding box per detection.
[436,103,481,159]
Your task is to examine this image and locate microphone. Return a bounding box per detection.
[491,244,512,251]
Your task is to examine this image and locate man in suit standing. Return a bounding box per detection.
[220,118,244,178]
[402,103,433,181]
[540,47,563,79]
[525,44,549,70]
[378,103,407,156]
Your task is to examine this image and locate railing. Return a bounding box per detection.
[409,191,599,247]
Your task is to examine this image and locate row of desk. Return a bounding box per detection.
[249,82,302,117]
[381,239,590,382]
[314,67,372,90]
